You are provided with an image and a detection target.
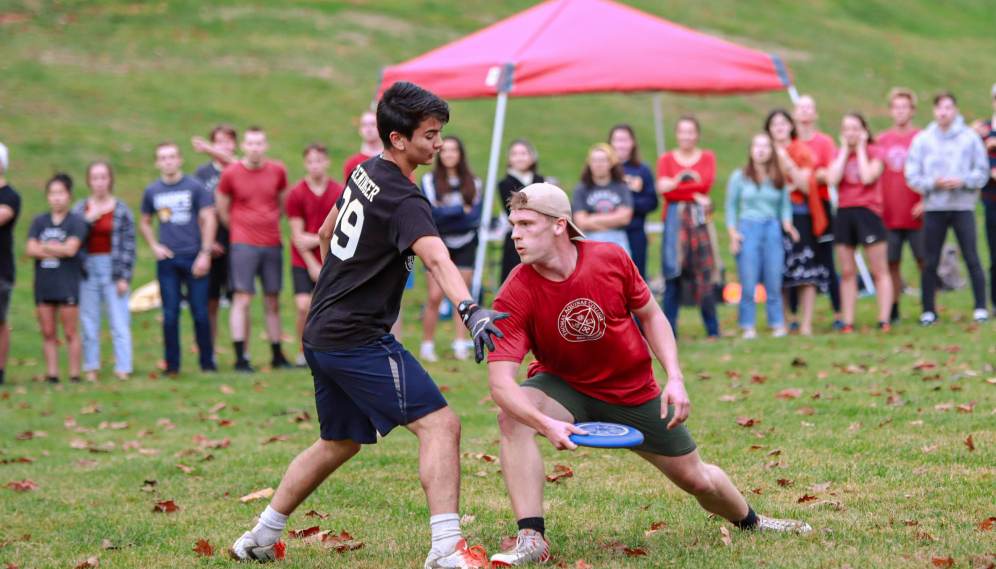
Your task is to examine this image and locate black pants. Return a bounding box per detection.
[921,211,987,314]
[985,200,996,308]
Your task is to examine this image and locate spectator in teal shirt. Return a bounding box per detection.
[725,133,798,339]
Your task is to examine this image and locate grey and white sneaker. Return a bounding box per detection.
[757,515,812,534]
[973,308,989,323]
[452,340,471,361]
[420,342,439,363]
[490,529,550,567]
[294,353,308,368]
[920,312,937,327]
[228,531,285,562]
[741,329,758,340]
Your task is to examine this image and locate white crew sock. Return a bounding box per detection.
[421,341,435,352]
[430,513,463,555]
[252,505,289,547]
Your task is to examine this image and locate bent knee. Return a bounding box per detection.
[672,465,717,496]
[320,438,362,457]
[496,408,535,437]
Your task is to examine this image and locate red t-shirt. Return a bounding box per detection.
[876,129,922,230]
[836,145,886,217]
[655,150,716,213]
[489,240,660,406]
[85,205,113,254]
[217,161,288,247]
[342,152,372,185]
[801,131,836,201]
[285,178,344,269]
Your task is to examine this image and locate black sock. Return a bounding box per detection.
[517,517,545,538]
[271,343,284,361]
[0,369,5,384]
[890,303,900,320]
[732,506,758,530]
[47,376,59,383]
[71,376,81,383]
[233,341,246,363]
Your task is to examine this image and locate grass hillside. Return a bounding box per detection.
[1,2,995,568]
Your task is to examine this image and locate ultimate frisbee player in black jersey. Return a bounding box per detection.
[229,82,505,569]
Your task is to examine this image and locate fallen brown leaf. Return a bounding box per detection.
[978,517,996,531]
[220,384,235,394]
[74,558,99,568]
[574,560,594,569]
[175,464,195,474]
[931,557,954,568]
[239,488,275,503]
[288,526,321,540]
[775,388,803,399]
[644,521,667,536]
[260,435,292,445]
[304,510,330,519]
[797,493,817,503]
[777,478,792,486]
[3,479,40,492]
[719,526,732,547]
[624,547,648,556]
[735,417,760,427]
[546,464,573,483]
[795,407,815,415]
[152,500,180,513]
[966,435,975,452]
[193,539,215,557]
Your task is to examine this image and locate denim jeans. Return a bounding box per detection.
[661,202,681,280]
[985,200,996,309]
[921,211,987,313]
[736,218,785,329]
[157,255,213,371]
[79,254,132,373]
[663,276,719,338]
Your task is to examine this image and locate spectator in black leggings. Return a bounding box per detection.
[905,91,991,325]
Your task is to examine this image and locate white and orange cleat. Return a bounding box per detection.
[490,529,550,567]
[425,539,490,568]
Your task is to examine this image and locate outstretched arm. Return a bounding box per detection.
[488,360,587,450]
[631,296,689,429]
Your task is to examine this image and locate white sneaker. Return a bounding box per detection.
[228,531,285,562]
[973,308,989,323]
[490,529,550,567]
[920,312,936,327]
[425,539,490,568]
[771,327,788,338]
[741,329,758,340]
[452,340,471,361]
[420,342,438,363]
[757,515,812,534]
[294,353,307,368]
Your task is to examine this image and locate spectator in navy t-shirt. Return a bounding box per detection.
[138,141,218,375]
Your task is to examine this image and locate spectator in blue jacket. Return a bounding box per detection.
[419,136,482,362]
[609,123,658,279]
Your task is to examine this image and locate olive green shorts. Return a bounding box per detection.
[521,372,697,457]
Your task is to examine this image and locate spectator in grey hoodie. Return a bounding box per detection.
[905,91,990,326]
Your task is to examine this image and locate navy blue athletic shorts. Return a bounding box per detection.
[304,335,448,444]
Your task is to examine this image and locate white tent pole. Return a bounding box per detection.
[471,90,509,303]
[652,92,666,157]
[787,85,800,104]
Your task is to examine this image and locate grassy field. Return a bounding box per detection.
[2,0,996,567]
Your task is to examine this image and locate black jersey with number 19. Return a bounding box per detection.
[303,156,438,352]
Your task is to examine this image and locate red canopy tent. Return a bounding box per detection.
[377,0,796,298]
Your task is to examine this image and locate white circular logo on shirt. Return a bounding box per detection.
[558,298,606,342]
[405,255,414,272]
[886,145,907,172]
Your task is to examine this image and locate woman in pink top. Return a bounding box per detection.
[827,113,893,333]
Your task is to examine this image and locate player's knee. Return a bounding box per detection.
[673,464,716,496]
[320,438,361,458]
[840,266,858,281]
[418,407,462,440]
[295,295,312,313]
[496,408,532,437]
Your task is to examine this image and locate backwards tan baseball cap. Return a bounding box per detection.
[516,182,585,240]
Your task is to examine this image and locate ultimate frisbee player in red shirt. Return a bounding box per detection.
[486,183,811,566]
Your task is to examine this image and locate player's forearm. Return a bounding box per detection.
[138,217,160,249]
[317,205,339,261]
[427,258,473,305]
[636,304,683,381]
[301,250,322,273]
[215,194,231,228]
[199,209,217,251]
[489,370,551,433]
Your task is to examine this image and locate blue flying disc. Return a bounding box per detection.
[569,422,644,448]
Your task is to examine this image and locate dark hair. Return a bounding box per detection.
[45,173,74,195]
[607,123,641,165]
[580,146,626,188]
[377,81,450,147]
[86,160,114,192]
[933,91,957,107]
[842,112,875,144]
[303,142,329,157]
[675,115,701,135]
[506,138,539,174]
[433,136,477,207]
[243,125,266,139]
[210,124,238,143]
[743,133,785,189]
[764,108,798,141]
[154,141,181,159]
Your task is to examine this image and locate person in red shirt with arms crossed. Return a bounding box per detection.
[342,110,383,183]
[877,88,925,324]
[216,127,292,373]
[287,143,343,367]
[485,183,810,567]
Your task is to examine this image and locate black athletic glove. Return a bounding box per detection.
[458,301,510,364]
